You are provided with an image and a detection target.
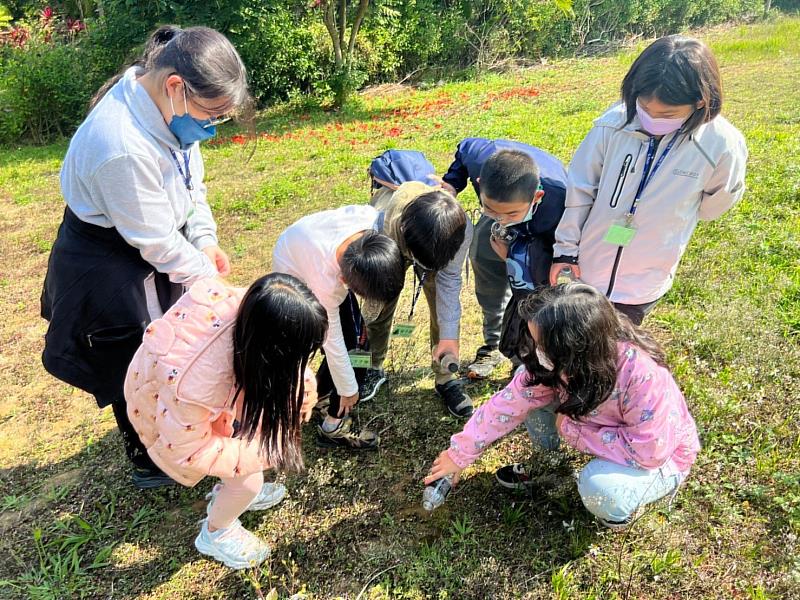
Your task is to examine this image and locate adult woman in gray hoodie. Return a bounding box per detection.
[40,25,251,489]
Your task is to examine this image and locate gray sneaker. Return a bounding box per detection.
[466,345,506,379]
[194,518,270,569]
[316,416,380,450]
[206,481,286,517]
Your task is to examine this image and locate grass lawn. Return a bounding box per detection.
[0,15,799,600]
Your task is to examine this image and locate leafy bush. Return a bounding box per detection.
[0,6,92,143]
[0,0,785,144]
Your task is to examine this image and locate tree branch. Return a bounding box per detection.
[339,0,347,50]
[347,0,370,61]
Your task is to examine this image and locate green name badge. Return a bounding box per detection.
[391,322,416,338]
[603,222,637,247]
[348,350,372,369]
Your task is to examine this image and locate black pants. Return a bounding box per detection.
[317,292,368,418]
[613,298,661,326]
[111,400,161,471]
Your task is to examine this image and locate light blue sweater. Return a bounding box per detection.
[60,67,218,283]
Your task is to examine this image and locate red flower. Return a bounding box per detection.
[66,18,86,33]
[8,26,30,48]
[386,127,402,137]
[41,6,54,22]
[230,134,247,145]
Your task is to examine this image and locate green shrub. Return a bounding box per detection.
[228,3,328,103]
[0,0,786,144]
[0,6,94,143]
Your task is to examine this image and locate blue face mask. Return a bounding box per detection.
[168,86,216,150]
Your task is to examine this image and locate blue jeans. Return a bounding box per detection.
[524,404,685,522]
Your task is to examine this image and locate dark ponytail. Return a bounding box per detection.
[88,25,181,111]
[232,273,327,473]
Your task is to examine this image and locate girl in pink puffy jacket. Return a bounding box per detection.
[426,283,700,529]
[124,274,327,568]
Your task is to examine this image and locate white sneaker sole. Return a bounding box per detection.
[359,374,387,402]
[194,534,270,570]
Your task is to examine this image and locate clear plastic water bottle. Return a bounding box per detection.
[439,353,459,374]
[556,266,576,285]
[422,475,453,511]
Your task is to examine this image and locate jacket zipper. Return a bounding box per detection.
[605,246,624,297]
[609,154,632,208]
[606,138,654,298]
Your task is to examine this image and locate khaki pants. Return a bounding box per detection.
[366,264,457,386]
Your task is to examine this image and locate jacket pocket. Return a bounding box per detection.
[86,324,143,348]
[85,324,144,395]
[609,154,632,209]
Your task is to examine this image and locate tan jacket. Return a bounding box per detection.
[371,181,473,340]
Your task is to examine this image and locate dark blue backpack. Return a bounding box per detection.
[369,149,437,190]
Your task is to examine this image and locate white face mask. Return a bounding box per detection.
[635,99,688,136]
[535,347,554,371]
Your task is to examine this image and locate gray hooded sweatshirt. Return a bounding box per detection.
[554,103,748,304]
[60,67,219,284]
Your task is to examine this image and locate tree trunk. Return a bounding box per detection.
[347,0,370,60]
[322,1,343,67]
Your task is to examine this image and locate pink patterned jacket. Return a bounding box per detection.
[125,279,260,487]
[448,343,700,473]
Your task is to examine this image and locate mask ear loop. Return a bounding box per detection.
[181,81,190,116]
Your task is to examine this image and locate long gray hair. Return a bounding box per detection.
[89,25,251,115]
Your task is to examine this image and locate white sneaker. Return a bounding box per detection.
[206,481,287,517]
[194,518,270,569]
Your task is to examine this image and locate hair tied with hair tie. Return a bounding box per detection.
[155,26,181,45]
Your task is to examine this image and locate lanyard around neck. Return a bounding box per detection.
[407,267,427,322]
[169,149,193,191]
[628,131,680,217]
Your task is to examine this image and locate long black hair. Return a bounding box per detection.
[232,273,327,472]
[621,35,723,136]
[518,284,667,418]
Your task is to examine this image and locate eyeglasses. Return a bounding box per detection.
[202,115,232,129]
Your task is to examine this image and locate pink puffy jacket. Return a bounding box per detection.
[124,279,265,487]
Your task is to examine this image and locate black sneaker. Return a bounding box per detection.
[495,463,534,490]
[316,416,380,450]
[466,345,506,379]
[131,467,177,490]
[359,368,387,402]
[435,380,474,418]
[495,463,568,492]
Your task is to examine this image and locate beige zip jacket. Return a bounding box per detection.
[553,103,747,304]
